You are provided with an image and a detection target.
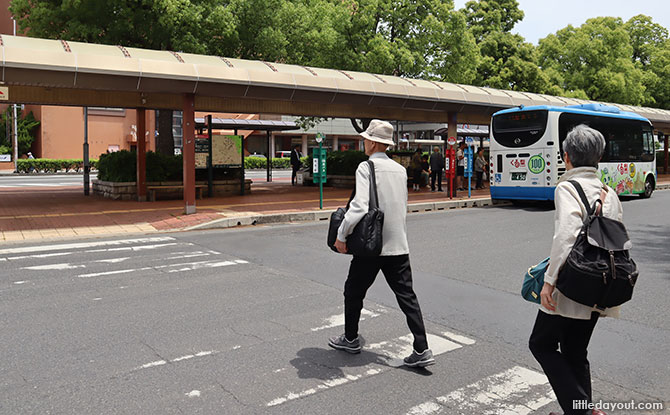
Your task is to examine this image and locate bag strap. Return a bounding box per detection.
[568,180,595,217]
[345,160,379,210]
[366,160,379,210]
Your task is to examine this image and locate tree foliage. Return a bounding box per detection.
[8,0,670,114]
[0,108,40,156]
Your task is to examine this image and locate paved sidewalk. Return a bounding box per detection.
[1,174,668,244]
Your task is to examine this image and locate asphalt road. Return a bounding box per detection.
[0,191,668,414]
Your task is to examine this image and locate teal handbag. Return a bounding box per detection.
[522,257,549,304]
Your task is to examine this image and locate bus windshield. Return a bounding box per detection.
[558,113,655,162]
[492,110,548,148]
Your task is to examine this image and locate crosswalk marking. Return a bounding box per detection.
[310,307,386,332]
[76,259,249,278]
[0,236,176,255]
[406,366,554,415]
[266,333,462,407]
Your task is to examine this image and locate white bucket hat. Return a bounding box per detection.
[360,119,395,146]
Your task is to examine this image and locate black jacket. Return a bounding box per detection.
[290,149,302,168]
[429,152,445,171]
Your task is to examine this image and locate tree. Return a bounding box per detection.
[462,0,524,42]
[538,17,651,106]
[9,0,237,156]
[462,0,554,93]
[0,108,40,156]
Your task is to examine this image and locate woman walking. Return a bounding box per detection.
[529,125,621,415]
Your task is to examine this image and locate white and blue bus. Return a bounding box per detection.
[489,103,656,201]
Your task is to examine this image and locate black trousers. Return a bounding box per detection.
[291,166,299,185]
[529,310,600,415]
[475,171,484,188]
[344,254,428,352]
[430,169,443,191]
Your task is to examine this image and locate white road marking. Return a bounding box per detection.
[22,263,86,270]
[267,333,462,407]
[77,258,247,278]
[95,257,130,263]
[311,308,385,332]
[186,390,201,398]
[13,281,27,285]
[78,268,152,278]
[86,242,185,253]
[136,351,217,371]
[405,366,555,415]
[440,330,476,346]
[0,237,176,255]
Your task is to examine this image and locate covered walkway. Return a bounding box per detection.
[2,34,670,215]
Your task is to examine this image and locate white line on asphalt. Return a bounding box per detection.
[266,333,462,407]
[405,366,554,415]
[136,351,217,371]
[8,252,78,260]
[440,330,476,346]
[85,242,186,253]
[22,263,87,270]
[76,259,248,278]
[78,267,152,278]
[0,237,176,255]
[95,257,131,263]
[310,308,386,332]
[13,281,26,285]
[186,390,201,398]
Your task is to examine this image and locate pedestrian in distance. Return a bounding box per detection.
[420,154,430,188]
[410,148,423,191]
[456,142,466,190]
[330,119,434,368]
[290,145,302,186]
[474,147,487,189]
[429,146,445,192]
[529,124,622,415]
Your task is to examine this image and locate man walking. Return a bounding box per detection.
[429,146,445,192]
[329,119,434,368]
[290,145,302,186]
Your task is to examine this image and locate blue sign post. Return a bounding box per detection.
[464,137,475,198]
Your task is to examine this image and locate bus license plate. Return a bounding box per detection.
[511,172,526,181]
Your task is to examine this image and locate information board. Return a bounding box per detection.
[195,135,243,169]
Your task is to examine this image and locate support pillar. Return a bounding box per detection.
[136,108,147,202]
[662,132,668,175]
[266,130,272,182]
[332,135,339,152]
[302,134,308,156]
[270,133,276,158]
[182,94,196,214]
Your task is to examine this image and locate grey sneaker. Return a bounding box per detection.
[328,334,361,354]
[403,349,435,367]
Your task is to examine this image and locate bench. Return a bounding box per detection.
[147,184,208,202]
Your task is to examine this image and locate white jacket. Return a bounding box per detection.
[337,152,410,256]
[542,167,624,320]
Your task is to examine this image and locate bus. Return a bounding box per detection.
[489,103,656,201]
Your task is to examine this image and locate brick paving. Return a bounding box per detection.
[1,175,668,243]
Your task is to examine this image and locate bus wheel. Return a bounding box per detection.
[641,176,654,198]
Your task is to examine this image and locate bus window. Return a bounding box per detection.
[642,129,655,162]
[558,113,651,163]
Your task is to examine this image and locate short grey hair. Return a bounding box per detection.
[563,124,605,167]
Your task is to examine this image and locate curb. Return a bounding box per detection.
[186,197,497,231]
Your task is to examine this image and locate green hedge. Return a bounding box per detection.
[243,157,307,169]
[16,158,99,173]
[97,150,183,182]
[306,151,368,176]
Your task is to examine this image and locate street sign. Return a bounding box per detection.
[447,136,457,146]
[465,137,475,147]
[315,132,324,144]
[312,146,327,209]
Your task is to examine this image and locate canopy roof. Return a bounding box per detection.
[2,34,669,131]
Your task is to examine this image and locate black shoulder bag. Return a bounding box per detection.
[327,160,384,256]
[556,180,638,310]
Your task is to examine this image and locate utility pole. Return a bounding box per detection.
[12,19,18,172]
